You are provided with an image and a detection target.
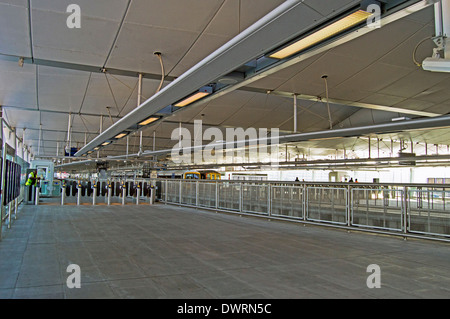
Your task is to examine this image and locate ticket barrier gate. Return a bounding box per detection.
[60,180,156,206]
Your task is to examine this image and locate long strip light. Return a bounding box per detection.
[269,9,373,60]
[138,116,160,126]
[114,133,128,139]
[174,87,213,107]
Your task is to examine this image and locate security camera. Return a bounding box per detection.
[422,57,450,73]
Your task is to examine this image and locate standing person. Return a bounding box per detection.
[25,170,39,201]
[295,177,299,182]
[349,178,354,182]
[25,170,38,187]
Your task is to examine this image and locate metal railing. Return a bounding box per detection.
[159,179,450,242]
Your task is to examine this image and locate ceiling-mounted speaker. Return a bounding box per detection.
[217,72,244,86]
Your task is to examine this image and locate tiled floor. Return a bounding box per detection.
[0,201,449,299]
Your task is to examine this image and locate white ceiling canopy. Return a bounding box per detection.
[1,0,450,161]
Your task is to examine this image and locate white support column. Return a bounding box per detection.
[436,0,450,58]
[61,182,66,206]
[92,182,97,206]
[293,94,297,133]
[138,73,143,155]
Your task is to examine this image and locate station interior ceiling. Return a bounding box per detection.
[1,0,450,172]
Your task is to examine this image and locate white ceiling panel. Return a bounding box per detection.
[358,93,406,107]
[38,94,84,113]
[335,62,414,94]
[303,0,358,16]
[0,61,37,108]
[0,2,30,57]
[379,69,450,98]
[32,0,129,22]
[31,7,122,65]
[2,0,450,159]
[105,23,199,75]
[276,52,375,95]
[5,109,40,129]
[169,33,231,77]
[392,98,436,112]
[423,103,450,115]
[38,70,89,95]
[239,0,286,32]
[126,0,224,33]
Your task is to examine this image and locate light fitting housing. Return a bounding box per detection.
[269,9,374,60]
[174,86,213,107]
[114,132,129,139]
[138,116,161,126]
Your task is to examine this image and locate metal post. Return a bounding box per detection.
[293,94,297,133]
[136,187,140,205]
[347,185,351,227]
[38,124,42,156]
[66,114,71,155]
[195,181,199,207]
[35,187,40,205]
[14,200,18,220]
[303,184,307,221]
[138,73,143,155]
[8,201,11,228]
[61,183,66,205]
[390,139,393,157]
[122,182,126,205]
[377,138,380,158]
[403,186,408,237]
[215,181,219,210]
[137,73,143,106]
[164,180,168,204]
[92,184,97,206]
[149,187,155,205]
[107,184,112,206]
[77,182,81,206]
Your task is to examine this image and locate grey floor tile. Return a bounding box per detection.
[1,202,450,299]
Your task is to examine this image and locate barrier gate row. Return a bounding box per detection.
[159,180,450,242]
[59,180,156,206]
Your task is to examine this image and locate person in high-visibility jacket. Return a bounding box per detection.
[25,170,39,202]
[25,170,38,187]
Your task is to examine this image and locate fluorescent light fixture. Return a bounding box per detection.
[102,141,111,146]
[94,147,100,151]
[174,86,213,107]
[114,133,128,139]
[269,10,373,59]
[422,57,450,73]
[138,116,160,126]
